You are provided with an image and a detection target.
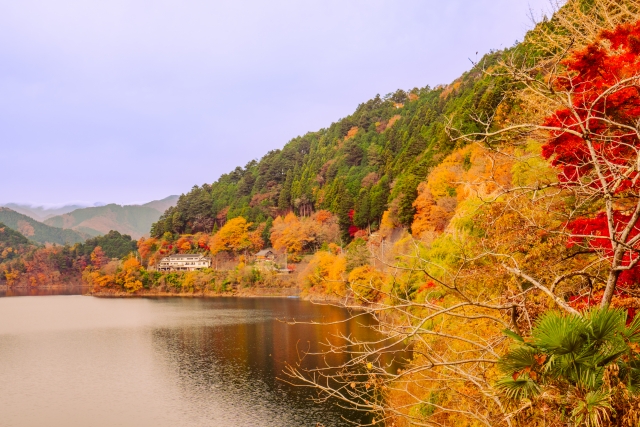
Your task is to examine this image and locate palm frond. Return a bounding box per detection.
[624,314,640,343]
[495,376,541,401]
[498,347,539,374]
[570,390,612,427]
[534,311,587,355]
[586,308,626,344]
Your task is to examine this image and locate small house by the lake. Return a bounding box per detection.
[158,254,211,272]
[255,248,276,262]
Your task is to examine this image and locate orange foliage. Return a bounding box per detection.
[197,234,209,249]
[209,217,263,255]
[270,211,339,255]
[119,256,143,292]
[90,246,107,268]
[387,114,401,128]
[137,237,158,261]
[84,255,143,293]
[176,236,193,253]
[412,145,514,238]
[314,210,333,224]
[344,126,359,141]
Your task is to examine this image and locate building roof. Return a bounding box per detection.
[163,254,208,259]
[256,248,275,256]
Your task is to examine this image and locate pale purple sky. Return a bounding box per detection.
[1,0,555,206]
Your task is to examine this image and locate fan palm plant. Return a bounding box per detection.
[497,308,640,426]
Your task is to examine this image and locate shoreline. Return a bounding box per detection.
[89,286,301,299]
[88,287,348,304]
[2,283,350,304]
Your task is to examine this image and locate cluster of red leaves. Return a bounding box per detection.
[569,212,640,288]
[568,214,640,317]
[542,20,640,189]
[417,281,437,293]
[347,209,361,237]
[539,21,640,313]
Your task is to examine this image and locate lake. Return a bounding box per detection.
[0,291,386,426]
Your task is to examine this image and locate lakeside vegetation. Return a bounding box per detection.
[0,227,137,287]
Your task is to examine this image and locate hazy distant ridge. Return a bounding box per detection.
[141,196,179,214]
[2,202,105,222]
[44,196,179,239]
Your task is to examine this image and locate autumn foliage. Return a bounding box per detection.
[538,21,640,308]
[209,217,264,255]
[270,210,339,255]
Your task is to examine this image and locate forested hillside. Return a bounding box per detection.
[0,223,31,258]
[151,51,508,239]
[75,230,138,259]
[0,208,88,245]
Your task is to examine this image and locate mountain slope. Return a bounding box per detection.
[151,50,507,238]
[45,197,178,239]
[0,208,88,245]
[0,222,30,248]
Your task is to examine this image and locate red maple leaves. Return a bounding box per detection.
[540,21,640,311]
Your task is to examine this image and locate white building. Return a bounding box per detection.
[158,254,211,272]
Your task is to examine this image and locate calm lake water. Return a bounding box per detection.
[0,290,386,427]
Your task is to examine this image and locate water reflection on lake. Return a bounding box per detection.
[0,291,397,426]
[0,285,90,297]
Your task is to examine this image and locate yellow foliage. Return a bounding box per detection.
[348,265,386,302]
[181,271,197,292]
[82,268,115,291]
[301,251,346,296]
[511,140,557,187]
[380,210,399,239]
[3,269,19,285]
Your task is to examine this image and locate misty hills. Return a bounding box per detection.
[43,196,179,239]
[0,208,89,245]
[3,202,106,222]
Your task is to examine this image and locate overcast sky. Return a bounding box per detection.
[1,0,556,206]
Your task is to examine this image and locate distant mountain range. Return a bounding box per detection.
[3,202,106,222]
[1,195,178,242]
[0,208,89,245]
[42,196,179,239]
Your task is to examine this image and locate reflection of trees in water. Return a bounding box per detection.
[148,299,405,426]
[0,285,89,297]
